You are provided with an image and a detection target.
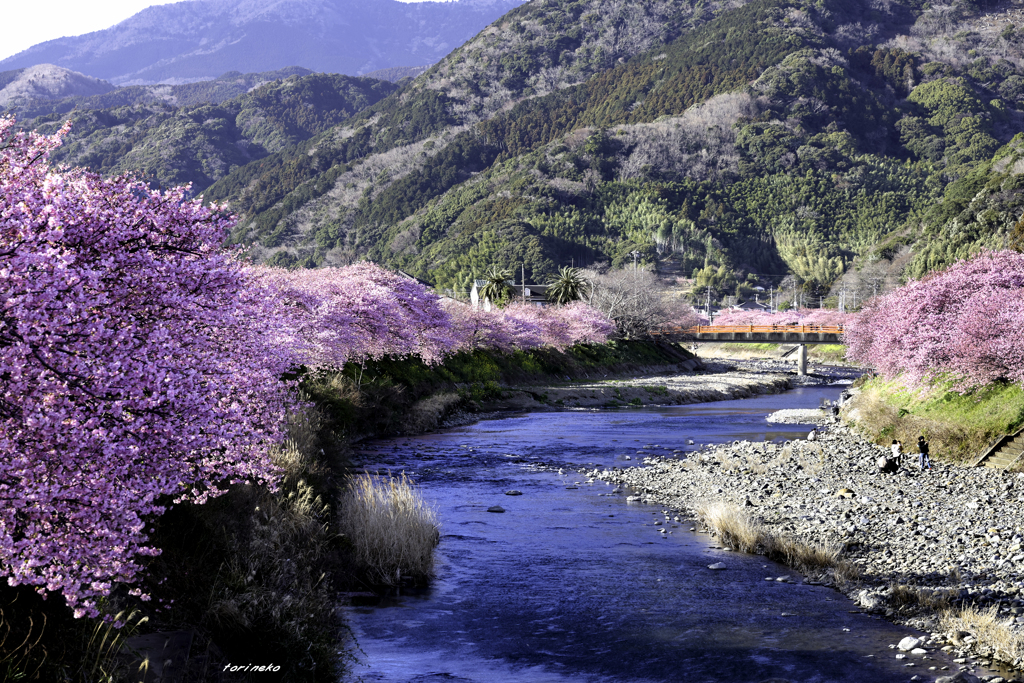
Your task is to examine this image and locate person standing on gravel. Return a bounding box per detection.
[918,435,931,470]
[891,440,903,467]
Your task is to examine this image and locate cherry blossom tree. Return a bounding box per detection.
[255,263,458,369]
[0,118,294,617]
[845,250,1024,390]
[712,307,851,327]
[443,300,614,352]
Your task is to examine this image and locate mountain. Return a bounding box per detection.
[0,65,115,109]
[20,0,1024,303]
[0,0,526,86]
[26,72,397,191]
[4,66,315,119]
[362,66,431,83]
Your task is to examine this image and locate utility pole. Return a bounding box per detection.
[522,263,526,304]
[630,250,641,307]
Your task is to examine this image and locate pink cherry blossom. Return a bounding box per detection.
[254,263,459,368]
[0,117,294,617]
[845,250,1024,390]
[712,307,851,327]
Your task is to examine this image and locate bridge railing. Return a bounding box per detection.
[653,324,846,335]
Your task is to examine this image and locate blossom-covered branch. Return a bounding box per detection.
[845,250,1024,390]
[0,117,294,617]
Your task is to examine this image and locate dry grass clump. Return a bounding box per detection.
[889,583,918,607]
[794,443,825,475]
[402,393,464,434]
[888,583,950,611]
[715,452,744,472]
[831,559,862,586]
[941,604,1024,663]
[775,536,841,570]
[768,444,794,470]
[697,501,764,553]
[697,501,853,579]
[338,472,440,586]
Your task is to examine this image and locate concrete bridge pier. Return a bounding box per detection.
[796,344,807,376]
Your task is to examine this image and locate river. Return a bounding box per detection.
[346,384,952,683]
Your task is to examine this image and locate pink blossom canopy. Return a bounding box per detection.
[845,250,1024,390]
[0,118,293,617]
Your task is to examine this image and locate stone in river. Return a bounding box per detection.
[897,636,922,651]
[487,506,506,513]
[505,490,523,496]
[708,563,727,570]
[935,673,982,683]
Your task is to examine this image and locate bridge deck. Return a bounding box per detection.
[655,324,845,344]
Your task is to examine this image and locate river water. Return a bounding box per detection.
[346,385,952,683]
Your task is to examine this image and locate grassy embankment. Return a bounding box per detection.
[303,340,698,437]
[847,376,1024,464]
[0,340,694,683]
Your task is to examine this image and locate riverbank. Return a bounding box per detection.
[588,423,1024,681]
[846,376,1024,465]
[450,357,859,420]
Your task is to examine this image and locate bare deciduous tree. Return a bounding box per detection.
[582,266,699,338]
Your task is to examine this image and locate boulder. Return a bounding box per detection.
[897,636,922,651]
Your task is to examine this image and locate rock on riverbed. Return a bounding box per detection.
[584,424,1024,673]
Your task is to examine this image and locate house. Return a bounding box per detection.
[730,299,770,312]
[470,281,550,310]
[520,284,549,305]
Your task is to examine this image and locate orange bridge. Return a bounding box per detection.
[652,324,846,375]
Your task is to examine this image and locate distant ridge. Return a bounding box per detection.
[0,65,114,109]
[362,65,431,83]
[0,0,525,85]
[6,66,317,119]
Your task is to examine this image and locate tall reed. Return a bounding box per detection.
[338,472,440,585]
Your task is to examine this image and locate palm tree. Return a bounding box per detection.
[479,265,515,308]
[546,266,588,305]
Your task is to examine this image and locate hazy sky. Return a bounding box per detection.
[0,0,432,63]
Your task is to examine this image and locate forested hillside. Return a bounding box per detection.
[25,72,397,192]
[22,0,1024,300]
